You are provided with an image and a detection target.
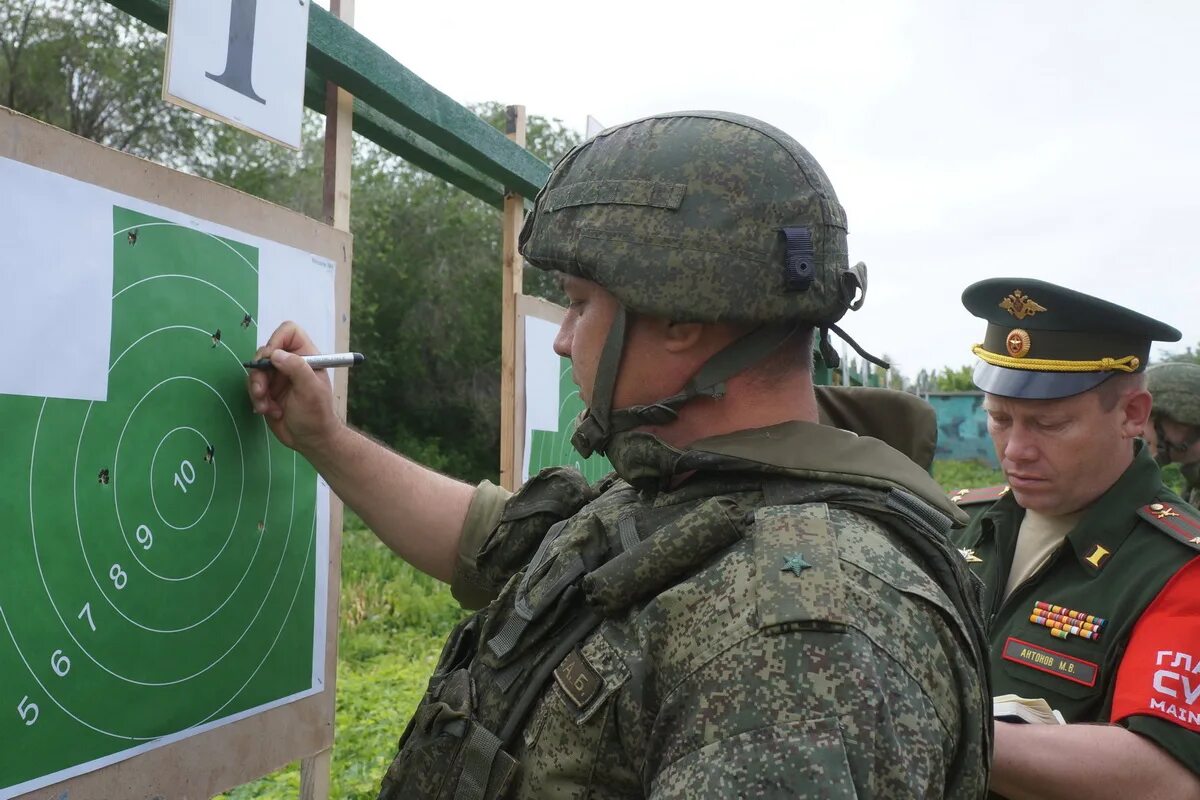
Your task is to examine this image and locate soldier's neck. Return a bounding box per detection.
[643,371,819,451]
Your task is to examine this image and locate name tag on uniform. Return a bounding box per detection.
[554,648,602,710]
[1003,637,1099,687]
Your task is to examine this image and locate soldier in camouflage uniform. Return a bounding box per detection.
[1145,362,1200,506]
[248,112,991,798]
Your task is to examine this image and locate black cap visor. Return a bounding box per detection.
[972,360,1114,400]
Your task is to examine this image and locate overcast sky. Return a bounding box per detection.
[338,0,1199,377]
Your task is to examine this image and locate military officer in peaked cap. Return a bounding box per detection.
[952,278,1200,798]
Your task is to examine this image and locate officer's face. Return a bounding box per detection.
[984,388,1147,515]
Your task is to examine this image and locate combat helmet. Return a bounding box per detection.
[1146,361,1200,463]
[519,111,873,458]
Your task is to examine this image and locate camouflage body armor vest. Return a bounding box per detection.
[377,454,990,800]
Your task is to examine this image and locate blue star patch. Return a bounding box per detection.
[781,553,812,577]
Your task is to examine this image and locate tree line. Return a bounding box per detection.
[5,0,1196,479]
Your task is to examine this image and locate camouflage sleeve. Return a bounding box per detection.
[450,467,599,610]
[449,480,513,609]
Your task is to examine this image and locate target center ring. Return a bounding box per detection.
[149,426,217,531]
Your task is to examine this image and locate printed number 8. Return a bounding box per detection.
[110,564,127,590]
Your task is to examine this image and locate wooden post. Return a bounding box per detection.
[499,105,527,491]
[321,0,354,230]
[302,1,353,798]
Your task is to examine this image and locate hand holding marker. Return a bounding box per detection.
[242,352,366,370]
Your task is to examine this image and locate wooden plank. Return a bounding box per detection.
[300,72,505,209]
[499,105,527,492]
[299,748,332,800]
[3,104,348,800]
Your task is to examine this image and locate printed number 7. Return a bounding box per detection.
[18,696,38,726]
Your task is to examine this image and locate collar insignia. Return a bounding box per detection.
[958,548,983,564]
[1084,543,1111,569]
[1149,502,1180,520]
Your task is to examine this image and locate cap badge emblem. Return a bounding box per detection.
[1006,328,1032,358]
[1000,290,1047,320]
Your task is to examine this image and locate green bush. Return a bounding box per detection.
[932,460,1005,491]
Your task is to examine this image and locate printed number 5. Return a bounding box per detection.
[18,696,38,726]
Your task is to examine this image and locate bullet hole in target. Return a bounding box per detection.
[203,444,215,463]
[257,520,265,533]
[211,328,222,348]
[127,229,138,245]
[241,313,252,328]
[98,468,110,485]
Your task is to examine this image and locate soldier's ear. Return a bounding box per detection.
[1120,388,1153,438]
[661,320,706,354]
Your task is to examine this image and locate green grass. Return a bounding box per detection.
[220,462,1006,798]
[216,515,466,800]
[932,459,1005,490]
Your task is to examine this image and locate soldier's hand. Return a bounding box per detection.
[246,321,339,453]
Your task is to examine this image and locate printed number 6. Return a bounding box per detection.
[51,649,71,677]
[18,696,38,726]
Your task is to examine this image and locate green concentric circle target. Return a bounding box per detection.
[0,206,320,793]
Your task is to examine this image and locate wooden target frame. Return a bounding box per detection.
[1,106,351,800]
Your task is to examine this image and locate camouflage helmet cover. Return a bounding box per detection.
[519,111,863,326]
[1147,362,1200,427]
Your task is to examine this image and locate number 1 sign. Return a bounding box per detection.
[163,0,310,149]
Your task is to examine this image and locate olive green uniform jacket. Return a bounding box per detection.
[951,444,1200,777]
[378,415,991,799]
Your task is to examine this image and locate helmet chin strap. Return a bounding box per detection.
[569,308,803,459]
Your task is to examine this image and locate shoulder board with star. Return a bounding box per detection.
[1136,501,1200,553]
[948,484,1010,507]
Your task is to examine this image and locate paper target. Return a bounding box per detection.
[522,314,612,483]
[0,206,322,797]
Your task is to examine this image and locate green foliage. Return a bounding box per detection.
[216,515,465,799]
[1160,462,1186,496]
[933,365,976,392]
[1156,344,1200,365]
[0,0,206,159]
[932,460,1005,491]
[343,111,578,483]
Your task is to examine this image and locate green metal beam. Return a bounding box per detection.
[302,72,505,208]
[105,0,549,199]
[304,5,547,197]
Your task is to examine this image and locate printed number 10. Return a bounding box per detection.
[174,459,195,493]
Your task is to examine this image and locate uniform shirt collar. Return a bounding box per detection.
[1062,440,1165,572]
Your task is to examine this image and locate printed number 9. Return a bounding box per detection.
[136,524,153,550]
[110,564,127,590]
